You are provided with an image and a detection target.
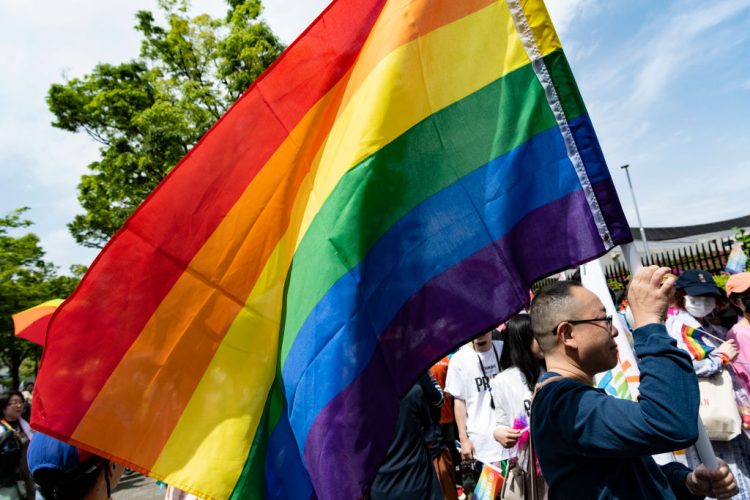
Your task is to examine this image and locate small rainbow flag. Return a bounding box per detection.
[32,0,632,498]
[475,462,504,500]
[12,299,64,346]
[681,324,714,360]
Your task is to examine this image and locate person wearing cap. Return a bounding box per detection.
[26,433,123,500]
[727,273,750,398]
[665,269,738,377]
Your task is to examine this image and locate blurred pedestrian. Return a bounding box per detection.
[0,391,33,500]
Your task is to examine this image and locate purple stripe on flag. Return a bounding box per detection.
[302,181,623,498]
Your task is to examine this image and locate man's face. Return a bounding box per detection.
[565,287,618,375]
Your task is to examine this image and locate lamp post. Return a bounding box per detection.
[621,164,652,262]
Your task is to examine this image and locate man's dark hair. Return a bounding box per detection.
[530,281,583,351]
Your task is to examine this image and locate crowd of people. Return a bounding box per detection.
[375,267,750,500]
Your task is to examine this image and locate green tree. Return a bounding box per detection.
[734,228,750,271]
[0,209,80,389]
[48,0,284,248]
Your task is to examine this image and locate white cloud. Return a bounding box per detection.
[576,2,750,158]
[262,0,329,44]
[40,228,99,273]
[627,0,750,109]
[546,0,597,36]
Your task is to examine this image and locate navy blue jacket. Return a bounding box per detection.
[370,375,442,500]
[531,323,702,499]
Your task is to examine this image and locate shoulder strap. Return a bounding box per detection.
[531,375,566,402]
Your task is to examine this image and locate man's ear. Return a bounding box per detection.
[558,322,577,349]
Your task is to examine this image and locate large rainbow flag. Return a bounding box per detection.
[33,0,632,498]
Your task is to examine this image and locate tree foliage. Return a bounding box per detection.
[48,0,284,248]
[0,208,80,389]
[734,228,750,271]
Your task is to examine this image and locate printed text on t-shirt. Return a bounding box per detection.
[474,376,491,392]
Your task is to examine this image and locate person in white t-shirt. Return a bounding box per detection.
[445,330,504,465]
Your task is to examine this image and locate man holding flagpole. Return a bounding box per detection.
[529,266,738,499]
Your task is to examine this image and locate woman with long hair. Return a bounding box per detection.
[491,314,545,450]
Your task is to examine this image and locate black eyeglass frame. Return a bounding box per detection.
[551,315,613,335]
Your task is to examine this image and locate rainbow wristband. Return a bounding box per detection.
[717,352,731,366]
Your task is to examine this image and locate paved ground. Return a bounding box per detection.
[112,471,164,499]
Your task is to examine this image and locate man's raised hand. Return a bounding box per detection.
[627,266,676,329]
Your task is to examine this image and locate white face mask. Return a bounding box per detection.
[684,295,716,318]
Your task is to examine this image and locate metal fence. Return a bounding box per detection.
[532,237,734,292]
[604,237,734,289]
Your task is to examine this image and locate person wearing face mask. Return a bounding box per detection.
[666,269,738,377]
[727,273,750,396]
[667,269,750,498]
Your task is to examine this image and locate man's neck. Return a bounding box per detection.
[544,358,594,385]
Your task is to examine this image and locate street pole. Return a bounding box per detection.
[620,164,652,262]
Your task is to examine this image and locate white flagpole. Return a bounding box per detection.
[620,242,718,469]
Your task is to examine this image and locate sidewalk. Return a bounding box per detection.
[112,471,163,499]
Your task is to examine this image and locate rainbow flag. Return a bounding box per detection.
[681,324,715,360]
[475,462,505,500]
[32,0,631,498]
[13,299,64,346]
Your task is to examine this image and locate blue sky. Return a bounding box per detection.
[1,0,748,273]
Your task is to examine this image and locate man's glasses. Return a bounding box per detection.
[552,315,613,335]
